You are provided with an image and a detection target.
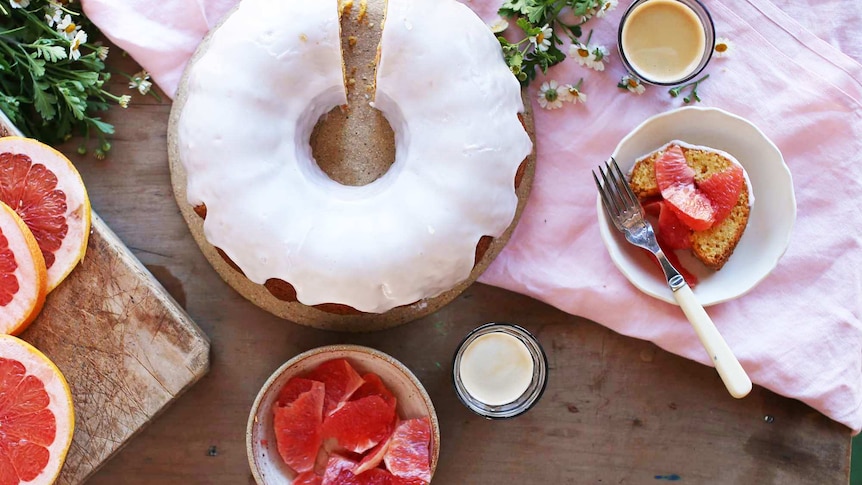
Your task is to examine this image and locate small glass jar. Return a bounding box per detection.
[617,0,715,86]
[452,323,548,419]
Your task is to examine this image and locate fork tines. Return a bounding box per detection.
[593,158,639,221]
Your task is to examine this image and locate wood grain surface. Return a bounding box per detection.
[53,50,850,484]
[0,117,210,483]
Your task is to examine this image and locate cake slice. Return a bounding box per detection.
[629,141,751,270]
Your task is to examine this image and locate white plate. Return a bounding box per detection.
[597,106,796,306]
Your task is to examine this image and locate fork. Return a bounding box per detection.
[594,158,752,399]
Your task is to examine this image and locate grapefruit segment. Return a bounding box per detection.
[383,418,432,483]
[274,381,325,473]
[0,137,91,292]
[698,165,744,224]
[0,334,74,485]
[644,201,691,251]
[654,144,715,231]
[295,471,323,485]
[276,377,318,407]
[351,373,396,408]
[305,359,364,415]
[322,395,396,454]
[353,434,392,475]
[0,201,47,335]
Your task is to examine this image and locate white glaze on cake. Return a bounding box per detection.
[176,0,532,313]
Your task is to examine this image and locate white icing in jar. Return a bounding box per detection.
[453,323,547,418]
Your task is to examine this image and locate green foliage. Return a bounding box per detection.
[0,0,128,155]
[497,0,604,86]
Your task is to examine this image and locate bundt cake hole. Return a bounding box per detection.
[311,0,394,188]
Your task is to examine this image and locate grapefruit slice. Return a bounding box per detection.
[351,373,396,408]
[0,201,47,335]
[0,334,74,485]
[305,359,364,415]
[382,418,431,483]
[0,137,91,292]
[654,144,715,231]
[274,381,325,473]
[322,395,396,454]
[698,165,744,224]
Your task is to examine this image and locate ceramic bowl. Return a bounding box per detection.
[247,345,440,484]
[596,106,796,306]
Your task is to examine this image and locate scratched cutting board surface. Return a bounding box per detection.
[0,115,210,484]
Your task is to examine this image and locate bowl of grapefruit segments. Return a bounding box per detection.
[247,345,440,485]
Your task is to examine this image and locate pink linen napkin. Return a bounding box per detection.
[82,0,862,433]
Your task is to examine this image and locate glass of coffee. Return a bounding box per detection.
[617,0,715,85]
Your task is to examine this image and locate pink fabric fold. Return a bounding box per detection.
[81,0,862,433]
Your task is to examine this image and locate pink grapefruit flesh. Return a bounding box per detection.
[305,359,364,415]
[274,381,325,473]
[644,201,691,251]
[698,165,744,224]
[383,418,432,483]
[0,334,74,485]
[322,395,396,454]
[0,201,47,335]
[276,377,318,407]
[654,144,715,231]
[0,137,91,292]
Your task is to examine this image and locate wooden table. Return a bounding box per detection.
[66,54,850,484]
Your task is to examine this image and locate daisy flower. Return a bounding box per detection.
[95,45,109,61]
[564,81,587,104]
[713,37,733,58]
[56,14,80,40]
[594,0,618,18]
[618,75,645,95]
[68,30,87,61]
[570,41,609,71]
[530,24,553,52]
[570,42,594,67]
[118,95,131,109]
[10,0,30,8]
[128,70,153,95]
[44,2,62,26]
[589,44,610,71]
[537,80,566,110]
[487,16,509,34]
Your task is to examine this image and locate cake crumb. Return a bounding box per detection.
[357,0,367,22]
[299,33,308,42]
[348,36,358,48]
[339,0,353,16]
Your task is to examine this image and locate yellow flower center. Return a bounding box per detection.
[578,48,589,58]
[627,79,638,88]
[64,23,77,34]
[536,33,545,45]
[715,43,728,53]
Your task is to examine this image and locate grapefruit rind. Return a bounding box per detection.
[0,136,92,292]
[0,201,47,335]
[0,334,74,485]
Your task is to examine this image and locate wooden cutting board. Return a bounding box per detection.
[0,115,210,484]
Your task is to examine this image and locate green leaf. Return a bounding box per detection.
[31,80,57,120]
[31,43,67,63]
[499,0,531,16]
